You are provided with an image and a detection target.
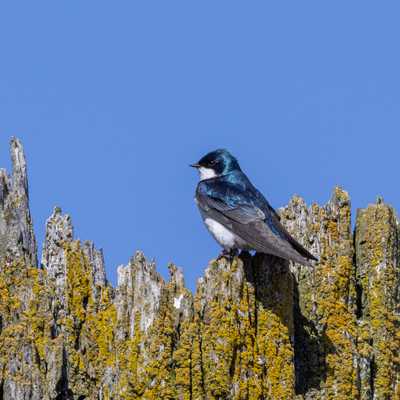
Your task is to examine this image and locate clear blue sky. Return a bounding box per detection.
[1,3,400,290]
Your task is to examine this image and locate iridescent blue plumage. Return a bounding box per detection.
[192,149,317,266]
[197,171,285,240]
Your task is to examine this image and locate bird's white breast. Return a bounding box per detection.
[204,218,249,250]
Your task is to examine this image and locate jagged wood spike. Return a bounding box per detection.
[0,138,37,267]
[1,138,399,400]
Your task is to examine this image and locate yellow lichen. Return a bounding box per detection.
[356,204,400,399]
[1,186,399,399]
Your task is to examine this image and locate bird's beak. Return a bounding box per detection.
[190,163,200,168]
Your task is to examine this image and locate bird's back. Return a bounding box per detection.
[196,170,317,264]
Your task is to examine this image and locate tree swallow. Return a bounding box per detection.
[191,149,317,266]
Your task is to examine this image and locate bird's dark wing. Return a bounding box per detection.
[232,179,317,261]
[202,195,266,224]
[196,180,316,265]
[261,201,317,261]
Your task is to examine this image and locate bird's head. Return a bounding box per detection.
[190,149,241,180]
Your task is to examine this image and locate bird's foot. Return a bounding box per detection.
[217,248,238,262]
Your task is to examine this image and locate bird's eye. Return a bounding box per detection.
[210,160,216,165]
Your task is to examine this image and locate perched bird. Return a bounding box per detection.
[191,149,317,266]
